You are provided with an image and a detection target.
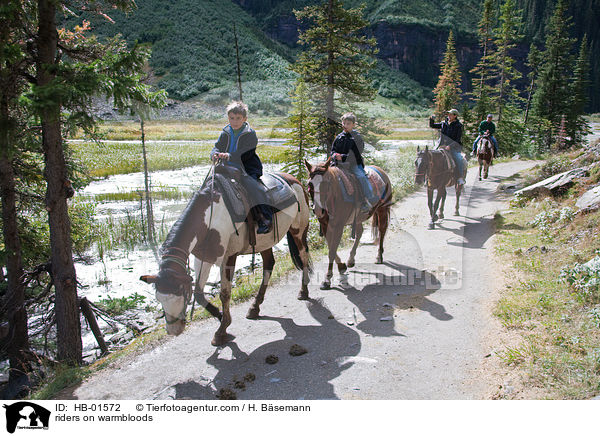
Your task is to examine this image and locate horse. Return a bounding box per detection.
[305,158,393,290]
[476,134,494,180]
[414,145,467,229]
[140,166,312,346]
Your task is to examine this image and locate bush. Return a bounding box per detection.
[96,292,148,316]
[560,253,600,304]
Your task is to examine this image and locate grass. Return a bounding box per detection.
[493,180,600,399]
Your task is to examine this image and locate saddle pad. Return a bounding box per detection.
[261,173,298,212]
[365,166,387,200]
[440,149,455,171]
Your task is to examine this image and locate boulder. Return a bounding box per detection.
[576,185,600,211]
[515,168,589,197]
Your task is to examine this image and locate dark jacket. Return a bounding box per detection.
[331,130,365,167]
[429,117,463,151]
[211,123,263,178]
[478,120,496,135]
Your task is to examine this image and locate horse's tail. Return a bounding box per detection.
[193,290,222,321]
[286,231,313,274]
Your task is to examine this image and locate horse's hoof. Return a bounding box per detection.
[347,259,355,268]
[428,222,435,230]
[246,308,260,319]
[454,211,460,216]
[479,177,482,181]
[211,335,227,346]
[432,214,438,222]
[338,263,347,274]
[439,214,444,220]
[320,281,331,290]
[297,290,309,300]
[375,256,383,264]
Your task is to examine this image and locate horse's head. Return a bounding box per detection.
[140,187,222,336]
[305,157,332,219]
[414,145,430,185]
[141,259,192,336]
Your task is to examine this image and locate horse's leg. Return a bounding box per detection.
[478,160,482,181]
[439,187,447,220]
[427,187,435,229]
[321,225,344,290]
[432,189,443,222]
[347,223,363,268]
[246,249,275,319]
[375,206,389,264]
[291,230,311,300]
[212,254,236,346]
[455,183,463,216]
[484,161,489,179]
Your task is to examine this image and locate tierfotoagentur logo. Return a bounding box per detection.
[3,402,51,433]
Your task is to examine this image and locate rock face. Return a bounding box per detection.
[515,168,590,197]
[576,185,600,211]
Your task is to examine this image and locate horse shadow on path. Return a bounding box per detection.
[329,260,451,338]
[167,298,361,400]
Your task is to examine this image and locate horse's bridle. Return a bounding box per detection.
[160,246,193,323]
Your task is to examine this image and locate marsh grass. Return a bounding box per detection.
[494,191,600,398]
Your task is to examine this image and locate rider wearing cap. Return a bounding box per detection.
[429,109,466,185]
[472,114,498,157]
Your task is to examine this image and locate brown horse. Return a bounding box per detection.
[476,134,494,180]
[414,146,467,229]
[305,158,393,290]
[140,169,312,346]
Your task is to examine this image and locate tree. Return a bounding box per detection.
[0,0,34,387]
[282,80,318,182]
[523,43,542,126]
[433,31,462,118]
[566,35,591,147]
[531,0,576,149]
[293,0,378,154]
[468,0,496,137]
[17,0,163,365]
[490,0,523,124]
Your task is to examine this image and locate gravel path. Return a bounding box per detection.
[56,160,536,400]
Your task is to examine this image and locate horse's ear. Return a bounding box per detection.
[417,145,420,152]
[140,275,158,284]
[324,156,332,169]
[425,145,429,152]
[304,159,313,174]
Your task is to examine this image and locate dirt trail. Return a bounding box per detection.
[57,160,536,400]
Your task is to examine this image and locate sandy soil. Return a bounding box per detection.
[56,160,537,400]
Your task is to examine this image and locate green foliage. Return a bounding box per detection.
[561,254,600,304]
[292,0,378,150]
[566,35,592,147]
[281,80,319,181]
[96,293,148,315]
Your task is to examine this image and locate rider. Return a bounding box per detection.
[429,109,466,185]
[210,101,272,234]
[472,113,498,157]
[331,112,379,213]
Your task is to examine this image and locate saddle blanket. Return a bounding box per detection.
[336,166,387,203]
[212,171,297,223]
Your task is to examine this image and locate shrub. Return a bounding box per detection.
[560,254,600,304]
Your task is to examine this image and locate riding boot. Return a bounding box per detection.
[256,205,272,234]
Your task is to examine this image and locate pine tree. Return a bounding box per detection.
[468,0,496,137]
[523,43,542,125]
[282,80,318,182]
[566,35,591,147]
[293,0,378,154]
[490,0,523,124]
[531,0,576,149]
[433,31,462,118]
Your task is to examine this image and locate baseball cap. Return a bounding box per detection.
[447,109,459,116]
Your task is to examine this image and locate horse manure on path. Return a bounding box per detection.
[265,354,279,364]
[289,344,308,356]
[216,372,256,399]
[216,388,237,400]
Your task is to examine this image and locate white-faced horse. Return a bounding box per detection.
[141,169,312,346]
[477,134,494,180]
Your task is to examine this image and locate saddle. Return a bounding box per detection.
[210,165,297,224]
[477,135,493,156]
[333,162,385,204]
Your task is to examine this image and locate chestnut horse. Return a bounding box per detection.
[477,134,494,180]
[414,146,467,229]
[140,168,312,346]
[305,159,393,290]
